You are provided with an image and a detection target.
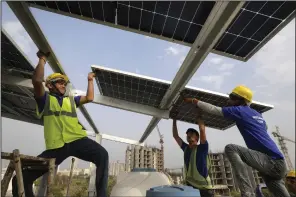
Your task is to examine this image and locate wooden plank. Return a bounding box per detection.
[46,159,55,197]
[13,149,25,197]
[1,161,15,197]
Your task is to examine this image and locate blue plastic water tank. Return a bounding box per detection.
[146,185,200,197]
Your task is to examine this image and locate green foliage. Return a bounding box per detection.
[230,191,241,197]
[34,174,117,197]
[107,175,117,197]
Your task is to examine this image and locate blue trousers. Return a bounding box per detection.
[12,137,109,197]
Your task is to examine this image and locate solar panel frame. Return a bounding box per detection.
[26,1,295,62]
[91,65,274,130]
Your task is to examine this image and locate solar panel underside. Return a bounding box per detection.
[92,66,273,130]
[214,1,296,59]
[1,31,41,124]
[27,1,295,60]
[92,66,170,108]
[1,31,34,79]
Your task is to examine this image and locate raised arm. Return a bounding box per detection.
[184,98,223,117]
[32,51,50,97]
[172,119,183,147]
[196,110,206,144]
[79,72,95,105]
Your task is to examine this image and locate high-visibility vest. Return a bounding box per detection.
[183,146,213,189]
[36,94,87,150]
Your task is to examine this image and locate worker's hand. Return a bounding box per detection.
[37,50,50,62]
[88,72,96,81]
[170,110,178,120]
[184,98,198,104]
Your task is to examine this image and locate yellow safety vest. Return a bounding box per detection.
[36,94,87,150]
[183,146,213,190]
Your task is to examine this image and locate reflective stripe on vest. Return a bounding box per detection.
[184,146,213,189]
[36,94,87,150]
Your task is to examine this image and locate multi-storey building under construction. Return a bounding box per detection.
[125,145,164,172]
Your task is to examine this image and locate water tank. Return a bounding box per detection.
[110,169,172,197]
[146,185,200,197]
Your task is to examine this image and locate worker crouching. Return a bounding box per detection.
[11,51,109,197]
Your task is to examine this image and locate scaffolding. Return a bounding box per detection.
[1,149,55,197]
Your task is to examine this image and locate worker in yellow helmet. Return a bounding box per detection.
[11,51,109,197]
[184,85,290,197]
[286,170,296,196]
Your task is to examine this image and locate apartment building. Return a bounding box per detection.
[125,145,164,172]
[109,161,125,176]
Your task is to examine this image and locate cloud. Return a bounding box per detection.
[194,72,232,90]
[254,19,295,86]
[165,46,180,56]
[219,63,234,71]
[3,21,35,54]
[209,57,222,64]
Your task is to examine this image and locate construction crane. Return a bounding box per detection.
[156,125,164,172]
[272,126,295,171]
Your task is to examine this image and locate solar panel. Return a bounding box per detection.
[92,66,170,108]
[171,87,273,130]
[213,1,295,59]
[27,1,295,61]
[91,65,273,130]
[1,31,34,74]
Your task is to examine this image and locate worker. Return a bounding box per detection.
[184,85,290,197]
[11,51,109,197]
[171,109,214,197]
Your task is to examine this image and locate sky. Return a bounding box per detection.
[2,2,295,170]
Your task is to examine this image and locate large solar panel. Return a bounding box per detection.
[1,31,34,78]
[92,65,273,130]
[27,1,214,44]
[92,66,170,108]
[213,1,296,60]
[27,1,295,61]
[1,30,41,125]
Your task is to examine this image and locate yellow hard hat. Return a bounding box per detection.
[231,85,253,102]
[287,170,296,178]
[45,73,69,84]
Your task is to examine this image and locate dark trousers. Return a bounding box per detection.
[225,144,289,197]
[186,182,214,197]
[12,137,109,197]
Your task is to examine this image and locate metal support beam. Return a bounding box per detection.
[139,1,245,143]
[88,134,102,197]
[86,131,145,146]
[73,90,169,119]
[7,1,100,134]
